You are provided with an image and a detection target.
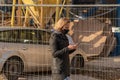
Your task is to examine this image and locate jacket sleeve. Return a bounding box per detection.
[49,34,69,57]
[69,49,76,54]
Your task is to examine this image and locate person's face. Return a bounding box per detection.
[61,22,70,34]
[63,23,70,29]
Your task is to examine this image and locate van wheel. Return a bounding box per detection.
[71,55,84,74]
[3,58,23,80]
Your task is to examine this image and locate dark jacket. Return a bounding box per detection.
[49,31,75,79]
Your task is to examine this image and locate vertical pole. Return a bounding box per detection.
[2,11,4,26]
[66,0,69,18]
[59,0,66,17]
[11,0,16,27]
[17,0,22,26]
[40,0,44,28]
[55,0,60,23]
[24,7,30,27]
[117,0,120,27]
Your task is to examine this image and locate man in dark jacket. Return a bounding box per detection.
[49,18,77,80]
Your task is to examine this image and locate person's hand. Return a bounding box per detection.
[67,44,78,50]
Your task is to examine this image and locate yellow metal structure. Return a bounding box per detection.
[11,0,16,27]
[24,7,30,27]
[22,0,63,28]
[17,0,23,26]
[11,0,70,28]
[55,0,61,23]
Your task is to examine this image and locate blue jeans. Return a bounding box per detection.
[64,76,70,80]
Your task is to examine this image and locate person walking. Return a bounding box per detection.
[49,18,77,80]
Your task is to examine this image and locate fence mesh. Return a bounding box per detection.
[0,4,120,80]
